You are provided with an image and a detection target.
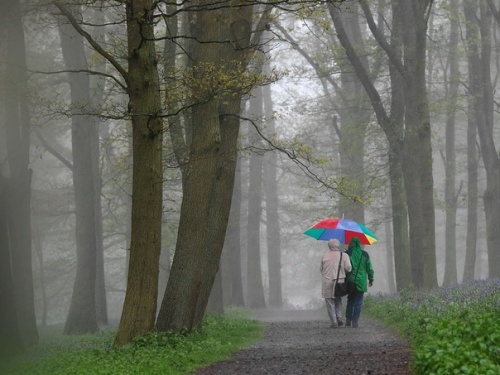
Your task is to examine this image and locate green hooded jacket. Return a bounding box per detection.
[345,237,374,293]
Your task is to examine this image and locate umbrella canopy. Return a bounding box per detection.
[304,217,378,245]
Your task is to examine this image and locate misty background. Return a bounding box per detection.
[1,0,499,350]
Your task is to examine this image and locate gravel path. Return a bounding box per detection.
[195,309,412,375]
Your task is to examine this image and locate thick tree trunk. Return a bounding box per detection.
[3,0,38,347]
[0,178,24,355]
[463,0,500,279]
[400,0,437,289]
[157,98,220,331]
[195,4,254,321]
[158,2,255,330]
[192,97,241,324]
[114,0,163,346]
[156,2,225,332]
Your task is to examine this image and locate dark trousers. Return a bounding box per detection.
[346,289,364,324]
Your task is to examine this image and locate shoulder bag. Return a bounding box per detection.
[334,253,349,297]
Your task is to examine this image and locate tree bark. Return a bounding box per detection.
[114,0,164,346]
[227,158,245,306]
[157,2,224,332]
[0,178,23,355]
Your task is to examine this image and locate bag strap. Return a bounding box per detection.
[335,253,343,283]
[351,252,365,282]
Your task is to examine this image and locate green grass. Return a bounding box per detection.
[364,278,500,375]
[1,308,264,375]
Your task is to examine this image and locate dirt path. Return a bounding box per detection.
[195,309,412,375]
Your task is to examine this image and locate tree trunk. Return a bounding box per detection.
[246,88,266,309]
[337,4,370,222]
[263,73,282,308]
[3,0,38,347]
[398,0,437,289]
[0,178,23,355]
[206,270,224,314]
[442,1,460,286]
[462,93,478,281]
[192,95,242,324]
[157,2,225,332]
[90,5,108,327]
[462,1,480,280]
[227,158,245,306]
[58,9,99,335]
[384,192,397,294]
[192,2,254,321]
[477,3,500,278]
[114,0,164,346]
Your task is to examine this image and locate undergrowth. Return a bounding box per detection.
[1,307,264,375]
[364,278,500,375]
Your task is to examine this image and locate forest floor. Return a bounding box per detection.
[195,308,412,375]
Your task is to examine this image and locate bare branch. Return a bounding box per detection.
[52,0,129,85]
[359,0,405,77]
[29,68,127,92]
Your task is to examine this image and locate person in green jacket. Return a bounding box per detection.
[345,237,374,328]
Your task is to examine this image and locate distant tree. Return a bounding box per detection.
[225,158,245,307]
[0,0,38,352]
[475,0,500,278]
[246,87,267,309]
[441,0,460,286]
[58,5,99,335]
[462,0,480,281]
[263,72,283,309]
[330,0,437,288]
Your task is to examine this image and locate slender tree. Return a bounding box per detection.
[476,1,500,277]
[58,6,99,334]
[263,68,283,309]
[442,0,460,286]
[246,87,267,308]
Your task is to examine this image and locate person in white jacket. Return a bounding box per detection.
[321,238,352,328]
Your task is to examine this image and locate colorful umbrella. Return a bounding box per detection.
[304,217,378,245]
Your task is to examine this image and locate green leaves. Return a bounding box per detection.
[364,279,500,375]
[1,309,264,375]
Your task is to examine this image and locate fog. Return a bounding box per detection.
[1,1,499,338]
